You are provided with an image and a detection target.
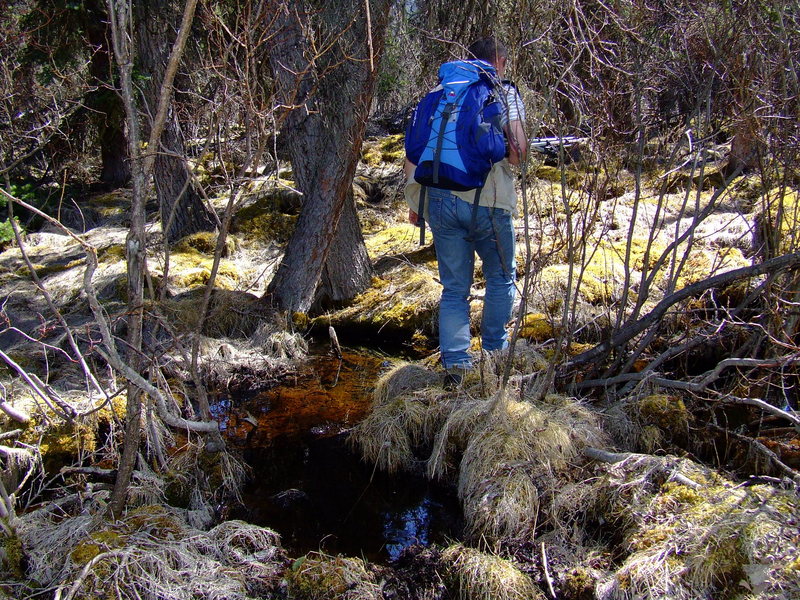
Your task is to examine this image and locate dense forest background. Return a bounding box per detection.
[0,1,799,598]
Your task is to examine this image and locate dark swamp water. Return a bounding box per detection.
[214,347,464,562]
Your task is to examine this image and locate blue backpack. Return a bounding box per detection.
[405,60,507,243]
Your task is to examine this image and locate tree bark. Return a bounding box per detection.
[264,1,389,313]
[84,0,131,188]
[315,194,373,310]
[134,0,217,244]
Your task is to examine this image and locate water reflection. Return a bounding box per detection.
[218,348,463,562]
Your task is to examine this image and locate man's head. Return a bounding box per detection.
[467,37,508,76]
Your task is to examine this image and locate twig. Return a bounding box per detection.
[55,551,120,600]
[541,542,557,599]
[583,447,701,489]
[329,325,342,359]
[719,395,800,432]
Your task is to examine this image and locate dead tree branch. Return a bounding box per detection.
[565,252,800,373]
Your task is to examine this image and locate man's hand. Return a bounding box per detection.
[409,210,419,226]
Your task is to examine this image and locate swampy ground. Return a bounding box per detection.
[1,135,799,599]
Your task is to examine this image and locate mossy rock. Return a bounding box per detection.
[164,249,243,290]
[23,419,97,470]
[534,165,584,188]
[364,223,420,259]
[670,246,750,291]
[97,244,126,264]
[232,211,298,244]
[319,266,439,338]
[663,163,727,194]
[71,530,127,566]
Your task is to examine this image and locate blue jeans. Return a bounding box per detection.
[426,187,516,369]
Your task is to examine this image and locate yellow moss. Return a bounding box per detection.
[365,223,419,259]
[519,312,556,342]
[638,394,689,431]
[173,231,236,257]
[97,244,126,264]
[165,250,242,290]
[362,134,405,167]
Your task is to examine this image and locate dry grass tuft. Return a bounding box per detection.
[455,394,608,541]
[441,543,545,600]
[372,362,441,404]
[349,395,430,474]
[18,500,284,599]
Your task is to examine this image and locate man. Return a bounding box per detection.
[405,37,527,385]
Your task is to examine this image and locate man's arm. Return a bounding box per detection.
[404,158,419,224]
[505,119,527,166]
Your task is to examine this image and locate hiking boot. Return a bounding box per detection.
[443,366,470,389]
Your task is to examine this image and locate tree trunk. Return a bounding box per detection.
[264,1,388,313]
[135,0,217,243]
[314,193,373,310]
[84,0,130,188]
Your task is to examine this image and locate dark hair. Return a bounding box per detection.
[467,37,508,64]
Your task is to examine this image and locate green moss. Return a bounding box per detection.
[1,534,24,579]
[286,552,378,600]
[71,530,126,566]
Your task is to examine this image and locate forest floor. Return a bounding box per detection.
[0,135,798,599]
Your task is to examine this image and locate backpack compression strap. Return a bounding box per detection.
[418,186,427,245]
[431,103,454,185]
